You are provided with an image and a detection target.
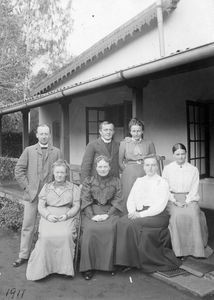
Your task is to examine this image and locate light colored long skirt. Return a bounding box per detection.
[168,202,208,257]
[26,206,77,281]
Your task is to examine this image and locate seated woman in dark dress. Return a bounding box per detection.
[80,155,123,280]
[115,155,181,273]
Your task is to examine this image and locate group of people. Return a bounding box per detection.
[12,120,210,281]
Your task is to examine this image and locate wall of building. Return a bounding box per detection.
[39,66,214,176]
[55,0,214,92]
[164,0,214,56]
[39,103,61,146]
[39,86,132,166]
[143,66,214,173]
[64,27,160,86]
[69,85,132,165]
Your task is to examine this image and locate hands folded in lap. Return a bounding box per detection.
[47,214,67,222]
[173,201,197,208]
[92,214,109,222]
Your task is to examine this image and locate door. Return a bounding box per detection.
[186,100,209,178]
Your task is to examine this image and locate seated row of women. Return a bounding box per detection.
[80,154,182,280]
[27,156,180,281]
[120,119,210,260]
[26,143,211,281]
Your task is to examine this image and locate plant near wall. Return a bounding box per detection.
[0,197,24,231]
[0,157,18,181]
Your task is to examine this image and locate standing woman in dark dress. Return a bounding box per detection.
[80,155,123,280]
[119,118,156,212]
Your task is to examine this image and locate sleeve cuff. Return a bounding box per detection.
[108,206,118,216]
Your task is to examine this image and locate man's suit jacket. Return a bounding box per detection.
[80,137,119,183]
[15,143,61,202]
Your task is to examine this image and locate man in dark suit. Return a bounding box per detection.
[80,121,119,183]
[13,124,62,267]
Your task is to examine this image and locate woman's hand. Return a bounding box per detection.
[121,163,126,171]
[91,214,109,222]
[128,212,141,219]
[58,214,67,222]
[99,214,109,221]
[174,201,185,208]
[185,201,197,208]
[47,214,58,222]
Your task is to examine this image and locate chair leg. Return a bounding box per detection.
[74,213,81,273]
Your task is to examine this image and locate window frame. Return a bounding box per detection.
[186,100,209,178]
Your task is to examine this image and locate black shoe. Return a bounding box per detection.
[82,270,95,280]
[121,266,131,273]
[13,258,28,267]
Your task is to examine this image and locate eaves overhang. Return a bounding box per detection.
[1,42,214,116]
[32,0,180,95]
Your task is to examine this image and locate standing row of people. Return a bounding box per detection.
[12,120,210,281]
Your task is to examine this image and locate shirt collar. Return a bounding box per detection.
[175,161,187,168]
[145,173,159,180]
[39,143,48,148]
[101,137,112,144]
[131,137,142,143]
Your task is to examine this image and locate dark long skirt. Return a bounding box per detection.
[80,214,119,272]
[115,210,181,273]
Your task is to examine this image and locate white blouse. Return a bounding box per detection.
[162,161,199,204]
[127,174,169,218]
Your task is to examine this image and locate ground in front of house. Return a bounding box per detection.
[1,228,214,300]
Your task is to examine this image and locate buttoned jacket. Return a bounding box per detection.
[15,143,61,202]
[80,137,119,183]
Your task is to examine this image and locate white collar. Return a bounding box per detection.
[131,137,142,142]
[101,137,112,144]
[145,173,159,180]
[39,143,48,148]
[175,161,187,168]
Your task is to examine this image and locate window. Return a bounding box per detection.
[186,100,209,178]
[86,108,106,144]
[86,102,132,144]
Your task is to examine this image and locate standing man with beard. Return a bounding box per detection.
[80,121,119,183]
[13,124,62,267]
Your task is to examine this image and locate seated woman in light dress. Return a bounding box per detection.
[162,143,211,258]
[114,155,180,273]
[80,155,123,280]
[119,118,156,212]
[26,159,80,281]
